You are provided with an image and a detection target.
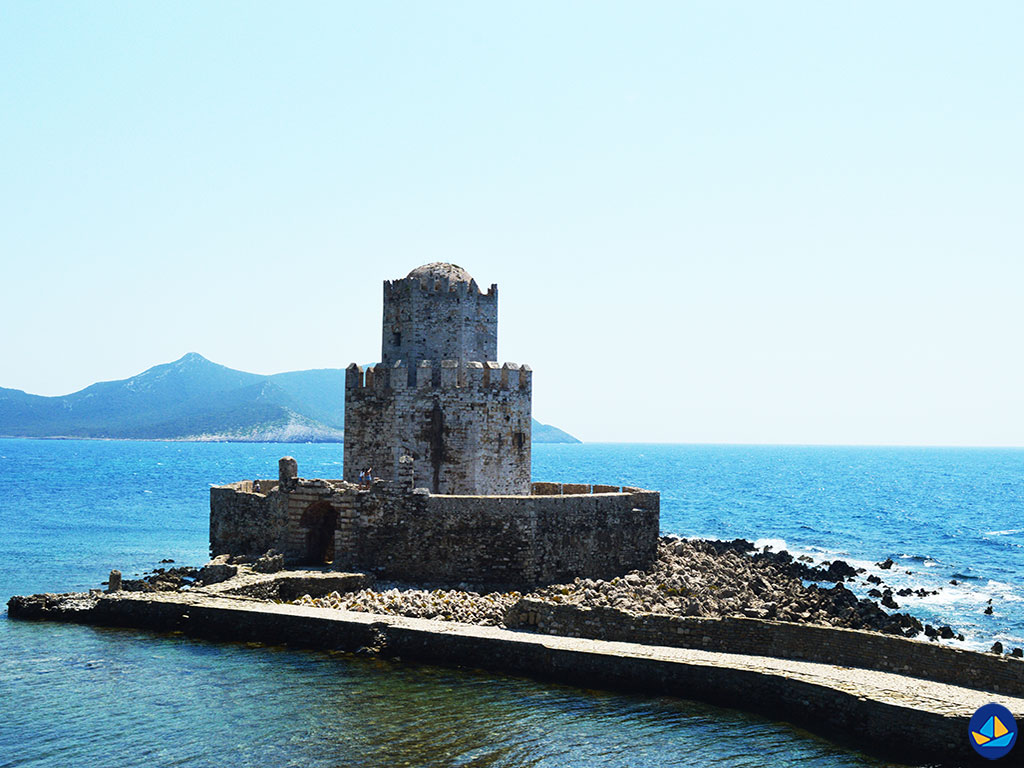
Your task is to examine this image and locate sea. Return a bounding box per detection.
[1,439,1022,767]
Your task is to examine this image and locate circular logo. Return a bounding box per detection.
[969,703,1017,760]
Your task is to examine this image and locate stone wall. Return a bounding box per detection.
[211,463,660,589]
[507,598,1024,696]
[209,482,288,558]
[344,360,531,495]
[344,485,659,588]
[381,273,497,368]
[9,590,1002,767]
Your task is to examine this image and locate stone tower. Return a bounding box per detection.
[344,263,532,495]
[382,262,497,376]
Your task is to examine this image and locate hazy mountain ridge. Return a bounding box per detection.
[0,353,579,443]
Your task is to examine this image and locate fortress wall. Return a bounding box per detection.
[508,598,1024,695]
[531,493,659,584]
[209,483,288,558]
[212,463,660,588]
[345,361,531,495]
[345,487,659,588]
[381,276,497,367]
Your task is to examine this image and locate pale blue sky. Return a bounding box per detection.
[1,2,1022,444]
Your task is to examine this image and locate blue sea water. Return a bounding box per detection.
[2,439,1022,767]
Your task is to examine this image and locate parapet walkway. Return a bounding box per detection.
[16,589,1024,766]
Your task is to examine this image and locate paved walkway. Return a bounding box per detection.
[21,588,1021,765]
[148,589,1024,718]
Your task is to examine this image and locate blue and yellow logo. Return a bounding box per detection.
[970,703,1017,760]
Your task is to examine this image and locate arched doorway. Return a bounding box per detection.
[299,501,339,565]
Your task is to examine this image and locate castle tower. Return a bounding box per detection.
[344,263,531,495]
[381,262,497,374]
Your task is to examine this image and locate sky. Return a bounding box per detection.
[1,2,1022,445]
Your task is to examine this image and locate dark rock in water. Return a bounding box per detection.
[938,625,955,639]
[984,605,994,615]
[892,613,923,638]
[868,588,883,598]
[896,588,912,597]
[877,558,895,570]
[949,579,959,585]
[7,592,99,619]
[700,538,756,556]
[120,578,154,592]
[866,574,882,585]
[823,560,858,582]
[1012,648,1023,658]
[880,590,899,610]
[159,558,175,563]
[924,624,938,639]
[118,565,198,592]
[107,569,122,593]
[991,641,1004,654]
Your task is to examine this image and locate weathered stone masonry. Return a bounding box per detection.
[211,458,660,589]
[212,262,660,588]
[508,598,1024,696]
[344,263,531,496]
[381,263,497,370]
[344,360,531,496]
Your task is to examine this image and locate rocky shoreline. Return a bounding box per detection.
[295,536,1017,653]
[19,535,1021,656]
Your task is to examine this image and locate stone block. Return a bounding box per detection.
[199,559,238,585]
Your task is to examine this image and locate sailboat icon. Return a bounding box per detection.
[972,714,1015,749]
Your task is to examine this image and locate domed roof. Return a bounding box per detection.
[406,262,474,284]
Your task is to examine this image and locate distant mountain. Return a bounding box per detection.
[0,353,580,443]
[532,419,581,444]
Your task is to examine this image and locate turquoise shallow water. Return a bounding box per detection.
[3,439,1022,766]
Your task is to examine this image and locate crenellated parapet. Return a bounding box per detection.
[383,275,497,300]
[347,263,531,496]
[345,360,531,391]
[380,264,498,367]
[345,357,532,495]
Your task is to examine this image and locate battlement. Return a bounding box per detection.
[384,276,498,299]
[346,360,531,391]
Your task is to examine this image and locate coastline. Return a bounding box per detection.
[9,583,1021,767]
[5,440,1023,766]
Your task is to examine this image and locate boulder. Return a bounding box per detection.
[823,560,857,582]
[199,555,237,585]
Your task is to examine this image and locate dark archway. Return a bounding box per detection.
[299,501,339,565]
